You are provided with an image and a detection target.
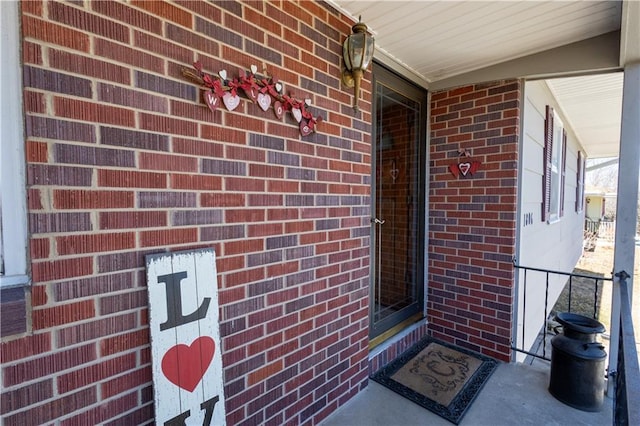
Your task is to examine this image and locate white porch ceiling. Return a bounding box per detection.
[546,73,623,159]
[330,0,631,159]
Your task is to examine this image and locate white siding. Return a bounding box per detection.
[515,80,586,357]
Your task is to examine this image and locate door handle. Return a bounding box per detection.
[371,218,386,225]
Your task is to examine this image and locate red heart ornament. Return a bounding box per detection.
[203,90,219,113]
[242,87,258,103]
[273,101,284,119]
[161,336,215,392]
[458,162,471,176]
[300,121,312,136]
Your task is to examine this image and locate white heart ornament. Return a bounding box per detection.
[458,162,471,176]
[291,107,302,123]
[203,90,219,112]
[218,70,227,80]
[257,93,271,111]
[223,92,240,111]
[275,82,283,93]
[305,98,312,106]
[250,64,258,74]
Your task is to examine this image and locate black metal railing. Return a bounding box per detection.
[512,263,612,361]
[613,270,640,426]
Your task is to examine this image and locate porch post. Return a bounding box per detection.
[608,61,640,396]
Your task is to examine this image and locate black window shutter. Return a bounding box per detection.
[542,105,554,222]
[576,151,585,212]
[559,129,567,217]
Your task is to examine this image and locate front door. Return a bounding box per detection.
[370,63,427,340]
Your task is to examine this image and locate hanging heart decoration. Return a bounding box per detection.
[222,92,240,111]
[242,87,258,102]
[257,93,271,111]
[182,62,323,137]
[203,90,219,112]
[291,107,303,123]
[273,101,284,119]
[300,121,312,136]
[449,147,481,178]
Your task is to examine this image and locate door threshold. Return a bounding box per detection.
[369,313,424,350]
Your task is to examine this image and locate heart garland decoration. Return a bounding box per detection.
[182,62,323,137]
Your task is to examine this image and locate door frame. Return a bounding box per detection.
[369,61,429,342]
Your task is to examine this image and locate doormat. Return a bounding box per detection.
[370,337,498,424]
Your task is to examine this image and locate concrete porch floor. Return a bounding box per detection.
[321,361,612,426]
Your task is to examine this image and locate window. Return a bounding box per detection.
[0,0,29,287]
[542,105,567,223]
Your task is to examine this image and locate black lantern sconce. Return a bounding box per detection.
[342,16,375,112]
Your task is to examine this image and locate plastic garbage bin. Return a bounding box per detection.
[548,312,607,412]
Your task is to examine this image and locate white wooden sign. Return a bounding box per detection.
[146,249,226,425]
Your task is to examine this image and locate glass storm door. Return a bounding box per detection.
[370,63,427,340]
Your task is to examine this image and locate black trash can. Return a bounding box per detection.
[548,312,607,412]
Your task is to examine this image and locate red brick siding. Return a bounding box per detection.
[1,1,371,424]
[428,81,521,362]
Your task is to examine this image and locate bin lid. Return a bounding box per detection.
[555,312,605,335]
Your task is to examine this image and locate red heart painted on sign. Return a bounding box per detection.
[161,336,215,392]
[203,90,219,113]
[458,162,471,176]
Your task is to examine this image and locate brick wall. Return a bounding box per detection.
[1,1,371,424]
[428,81,521,362]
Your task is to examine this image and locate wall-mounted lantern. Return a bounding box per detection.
[341,17,375,112]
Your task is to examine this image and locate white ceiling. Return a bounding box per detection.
[330,0,632,159]
[546,73,623,159]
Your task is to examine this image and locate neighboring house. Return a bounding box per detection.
[1,1,639,425]
[585,187,608,221]
[584,187,617,246]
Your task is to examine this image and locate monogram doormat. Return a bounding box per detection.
[371,337,498,424]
